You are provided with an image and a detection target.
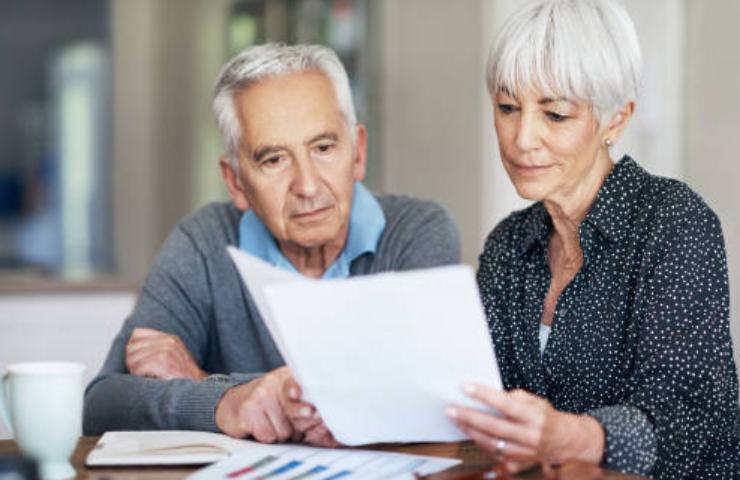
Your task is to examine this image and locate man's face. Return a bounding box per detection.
[225,71,366,251]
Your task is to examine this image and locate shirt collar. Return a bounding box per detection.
[519,156,647,255]
[582,156,648,244]
[520,203,551,255]
[238,182,386,278]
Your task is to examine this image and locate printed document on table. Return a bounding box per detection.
[228,247,502,445]
[188,442,461,480]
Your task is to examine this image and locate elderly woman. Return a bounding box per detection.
[446,0,740,478]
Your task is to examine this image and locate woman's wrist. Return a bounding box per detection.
[552,412,605,465]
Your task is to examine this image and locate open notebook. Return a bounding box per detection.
[86,431,247,466]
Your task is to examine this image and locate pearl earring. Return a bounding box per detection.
[604,138,613,147]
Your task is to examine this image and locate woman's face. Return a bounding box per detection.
[493,88,608,203]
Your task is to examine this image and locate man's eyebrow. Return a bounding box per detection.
[307,132,339,145]
[253,145,285,162]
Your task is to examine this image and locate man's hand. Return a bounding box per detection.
[125,327,207,380]
[282,378,342,448]
[215,366,297,443]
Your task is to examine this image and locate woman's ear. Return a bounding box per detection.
[219,157,250,211]
[603,101,635,145]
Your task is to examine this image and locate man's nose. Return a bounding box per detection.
[291,156,320,197]
[514,112,540,151]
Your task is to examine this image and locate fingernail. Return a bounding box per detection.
[446,407,458,419]
[300,407,312,418]
[289,387,298,399]
[463,383,476,395]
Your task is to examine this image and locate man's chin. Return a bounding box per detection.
[287,228,343,250]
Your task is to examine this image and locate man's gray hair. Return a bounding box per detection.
[486,0,642,126]
[213,43,358,169]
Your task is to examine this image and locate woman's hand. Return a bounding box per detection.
[447,384,604,469]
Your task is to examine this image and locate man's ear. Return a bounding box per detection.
[219,157,250,211]
[603,101,635,145]
[352,124,368,182]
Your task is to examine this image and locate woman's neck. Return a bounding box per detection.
[544,154,614,248]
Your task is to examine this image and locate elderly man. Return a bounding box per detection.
[83,44,460,445]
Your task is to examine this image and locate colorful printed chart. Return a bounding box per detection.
[188,444,460,480]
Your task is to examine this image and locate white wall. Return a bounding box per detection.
[0,291,136,439]
[377,0,490,266]
[685,0,740,374]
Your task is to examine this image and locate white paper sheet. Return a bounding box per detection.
[228,247,502,446]
[187,442,461,480]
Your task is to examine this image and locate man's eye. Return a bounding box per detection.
[497,104,517,114]
[545,111,568,122]
[316,143,334,154]
[260,155,288,171]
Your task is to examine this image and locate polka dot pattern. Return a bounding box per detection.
[477,157,740,478]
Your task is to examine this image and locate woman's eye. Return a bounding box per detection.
[497,104,517,114]
[545,111,568,122]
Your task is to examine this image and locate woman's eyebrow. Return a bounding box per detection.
[538,97,572,105]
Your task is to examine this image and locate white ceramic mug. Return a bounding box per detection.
[0,362,85,480]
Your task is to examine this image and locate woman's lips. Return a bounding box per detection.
[509,163,554,176]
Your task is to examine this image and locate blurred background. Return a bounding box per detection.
[0,0,739,437]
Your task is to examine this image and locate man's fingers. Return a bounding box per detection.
[305,425,337,447]
[303,423,342,448]
[262,399,294,442]
[243,407,278,443]
[285,402,324,433]
[282,377,302,401]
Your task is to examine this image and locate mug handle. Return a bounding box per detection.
[0,373,13,436]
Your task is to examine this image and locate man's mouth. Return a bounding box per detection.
[291,205,333,219]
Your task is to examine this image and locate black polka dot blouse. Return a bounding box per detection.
[477,157,740,478]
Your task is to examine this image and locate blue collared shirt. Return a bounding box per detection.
[238,182,386,279]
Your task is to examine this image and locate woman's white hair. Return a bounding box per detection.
[213,43,357,169]
[486,0,642,126]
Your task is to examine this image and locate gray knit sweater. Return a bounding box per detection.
[84,196,460,434]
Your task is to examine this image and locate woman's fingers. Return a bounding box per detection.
[463,384,540,422]
[448,405,536,448]
[461,425,536,459]
[504,459,541,475]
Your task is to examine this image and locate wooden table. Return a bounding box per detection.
[0,436,647,479]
